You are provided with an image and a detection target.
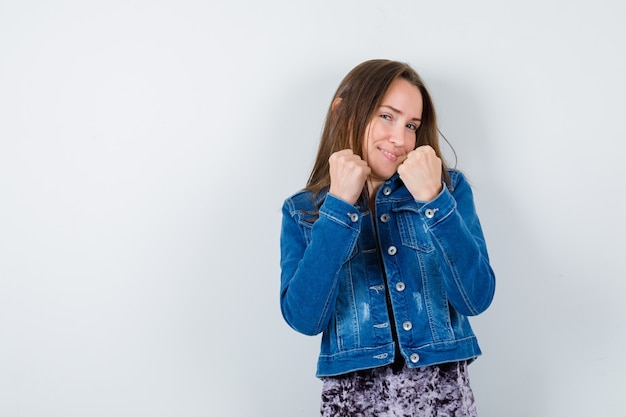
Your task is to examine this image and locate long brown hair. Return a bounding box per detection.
[306,59,450,204]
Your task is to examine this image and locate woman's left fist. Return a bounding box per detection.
[397,145,443,202]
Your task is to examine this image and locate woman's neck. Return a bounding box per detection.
[367,178,383,210]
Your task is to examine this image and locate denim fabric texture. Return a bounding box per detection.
[280,170,495,378]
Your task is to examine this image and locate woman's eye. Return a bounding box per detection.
[380,114,392,121]
[407,123,417,131]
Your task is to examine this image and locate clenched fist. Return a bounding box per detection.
[328,149,371,205]
[397,145,443,202]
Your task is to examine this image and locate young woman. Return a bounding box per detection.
[279,59,496,416]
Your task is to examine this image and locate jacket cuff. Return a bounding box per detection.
[417,183,457,228]
[319,193,362,231]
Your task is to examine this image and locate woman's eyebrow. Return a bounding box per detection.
[380,104,422,121]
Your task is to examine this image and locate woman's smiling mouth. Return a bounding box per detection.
[379,147,400,162]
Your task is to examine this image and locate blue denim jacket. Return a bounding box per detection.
[280,170,495,378]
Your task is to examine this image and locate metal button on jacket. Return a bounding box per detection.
[395,282,406,292]
[349,212,359,222]
[382,186,392,196]
[402,321,413,331]
[387,246,397,256]
[380,213,390,223]
[425,208,435,219]
[410,353,420,363]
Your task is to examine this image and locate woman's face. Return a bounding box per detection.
[362,77,423,190]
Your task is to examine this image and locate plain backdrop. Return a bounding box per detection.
[1,1,625,416]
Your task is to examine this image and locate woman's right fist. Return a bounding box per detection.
[328,149,371,205]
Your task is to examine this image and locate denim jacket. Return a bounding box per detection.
[280,170,495,378]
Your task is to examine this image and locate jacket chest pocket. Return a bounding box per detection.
[394,209,436,253]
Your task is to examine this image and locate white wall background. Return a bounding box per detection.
[1,1,625,416]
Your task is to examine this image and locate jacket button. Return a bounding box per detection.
[348,212,359,222]
[395,282,405,292]
[387,246,397,256]
[382,186,392,196]
[424,209,435,219]
[380,213,390,223]
[410,353,420,363]
[402,321,412,331]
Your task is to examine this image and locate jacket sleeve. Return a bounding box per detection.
[419,171,496,316]
[279,194,361,336]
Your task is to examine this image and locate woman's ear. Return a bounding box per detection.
[331,97,342,111]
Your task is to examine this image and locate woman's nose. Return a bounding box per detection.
[388,125,406,146]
